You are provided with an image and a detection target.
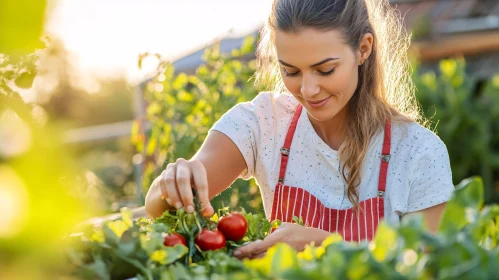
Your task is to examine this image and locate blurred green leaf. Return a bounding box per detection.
[240,36,256,55]
[14,70,36,89]
[439,177,484,234]
[147,102,162,116]
[371,223,398,262]
[146,136,157,156]
[173,73,188,90]
[439,59,457,79]
[243,243,298,277]
[0,0,46,56]
[80,256,111,280]
[103,224,120,247]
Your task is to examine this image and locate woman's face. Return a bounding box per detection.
[275,28,370,122]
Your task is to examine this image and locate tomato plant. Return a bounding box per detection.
[66,177,499,279]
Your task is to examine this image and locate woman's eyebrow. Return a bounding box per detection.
[278,57,340,68]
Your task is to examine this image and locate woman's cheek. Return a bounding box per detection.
[283,78,301,95]
[324,69,357,98]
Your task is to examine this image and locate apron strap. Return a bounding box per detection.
[377,119,392,196]
[278,104,303,183]
[278,105,392,195]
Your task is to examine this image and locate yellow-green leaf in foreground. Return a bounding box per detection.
[0,0,47,56]
[244,243,298,277]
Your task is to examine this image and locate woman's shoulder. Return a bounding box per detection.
[213,92,298,133]
[243,91,298,115]
[392,120,448,155]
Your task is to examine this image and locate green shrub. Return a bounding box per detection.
[133,36,264,214]
[414,58,499,204]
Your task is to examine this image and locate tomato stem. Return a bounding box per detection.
[192,212,203,232]
[180,211,190,234]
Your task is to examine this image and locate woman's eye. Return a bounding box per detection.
[283,68,300,77]
[318,68,335,76]
[282,67,335,77]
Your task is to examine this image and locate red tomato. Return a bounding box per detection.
[163,233,187,247]
[195,229,226,251]
[217,212,248,241]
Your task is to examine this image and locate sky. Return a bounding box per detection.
[44,0,272,84]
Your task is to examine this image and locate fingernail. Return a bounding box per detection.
[175,202,183,209]
[233,250,241,257]
[186,205,194,213]
[204,205,213,214]
[166,198,173,205]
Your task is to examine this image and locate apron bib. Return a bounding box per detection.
[269,104,392,242]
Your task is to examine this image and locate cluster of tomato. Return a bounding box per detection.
[162,212,248,251]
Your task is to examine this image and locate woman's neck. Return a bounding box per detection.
[307,107,348,151]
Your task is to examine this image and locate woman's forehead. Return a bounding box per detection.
[274,28,350,65]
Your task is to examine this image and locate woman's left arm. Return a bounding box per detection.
[233,222,330,259]
[402,202,447,233]
[402,132,455,234]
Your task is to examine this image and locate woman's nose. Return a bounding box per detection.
[300,76,320,98]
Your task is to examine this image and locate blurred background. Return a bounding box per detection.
[1,0,499,278]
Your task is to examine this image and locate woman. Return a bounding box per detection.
[145,0,455,259]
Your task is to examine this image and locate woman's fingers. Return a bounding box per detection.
[158,168,173,206]
[155,159,212,215]
[164,163,182,209]
[175,158,195,212]
[189,160,214,217]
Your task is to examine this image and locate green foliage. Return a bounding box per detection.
[68,177,499,279]
[414,58,499,203]
[410,15,432,41]
[135,36,265,213]
[241,210,273,241]
[0,3,93,278]
[67,207,273,279]
[0,0,46,56]
[0,53,38,99]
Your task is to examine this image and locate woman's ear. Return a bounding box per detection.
[357,33,373,65]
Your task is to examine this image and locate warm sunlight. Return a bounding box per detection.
[3,0,499,278]
[0,166,29,238]
[45,0,272,83]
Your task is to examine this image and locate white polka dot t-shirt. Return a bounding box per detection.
[210,92,455,225]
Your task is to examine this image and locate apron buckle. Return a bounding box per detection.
[381,155,391,162]
[378,190,385,197]
[280,147,290,156]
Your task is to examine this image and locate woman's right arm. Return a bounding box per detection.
[145,130,247,218]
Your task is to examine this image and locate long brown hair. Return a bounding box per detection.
[254,0,424,209]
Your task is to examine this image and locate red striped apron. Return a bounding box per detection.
[270,104,392,242]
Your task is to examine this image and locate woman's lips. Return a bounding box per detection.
[306,96,331,108]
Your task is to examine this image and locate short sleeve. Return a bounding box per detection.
[209,93,269,180]
[406,135,455,213]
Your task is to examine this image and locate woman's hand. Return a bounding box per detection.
[144,131,248,219]
[232,222,331,259]
[145,158,214,218]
